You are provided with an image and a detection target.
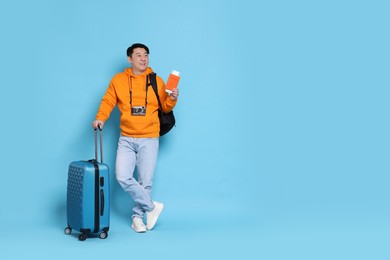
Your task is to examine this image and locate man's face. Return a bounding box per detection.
[128,48,149,74]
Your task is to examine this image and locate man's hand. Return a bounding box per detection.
[92,120,104,129]
[169,88,179,101]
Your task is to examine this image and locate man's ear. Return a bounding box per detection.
[127,56,132,64]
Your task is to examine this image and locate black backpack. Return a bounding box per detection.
[148,73,176,136]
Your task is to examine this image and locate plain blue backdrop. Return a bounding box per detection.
[0,0,389,259]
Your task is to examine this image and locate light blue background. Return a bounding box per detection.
[0,0,389,259]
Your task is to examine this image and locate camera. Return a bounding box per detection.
[131,106,146,116]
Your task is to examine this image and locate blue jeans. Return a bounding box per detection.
[115,135,159,219]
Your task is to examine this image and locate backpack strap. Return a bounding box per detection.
[149,72,163,110]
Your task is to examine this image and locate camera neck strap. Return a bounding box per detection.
[128,75,151,107]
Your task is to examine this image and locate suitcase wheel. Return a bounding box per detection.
[99,231,108,239]
[64,227,72,235]
[78,233,87,241]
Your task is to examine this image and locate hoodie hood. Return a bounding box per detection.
[124,67,154,77]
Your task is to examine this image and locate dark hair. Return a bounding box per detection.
[126,43,150,57]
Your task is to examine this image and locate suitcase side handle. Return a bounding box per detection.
[100,189,105,216]
[94,127,103,163]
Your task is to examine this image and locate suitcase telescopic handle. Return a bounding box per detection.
[94,126,103,163]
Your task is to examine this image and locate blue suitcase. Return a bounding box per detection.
[64,128,110,241]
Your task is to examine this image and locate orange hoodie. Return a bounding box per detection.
[96,67,177,137]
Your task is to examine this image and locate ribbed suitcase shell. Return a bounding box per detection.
[67,161,109,235]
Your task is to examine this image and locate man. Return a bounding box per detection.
[92,43,179,233]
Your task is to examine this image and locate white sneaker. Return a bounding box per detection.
[146,201,164,230]
[131,217,146,233]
